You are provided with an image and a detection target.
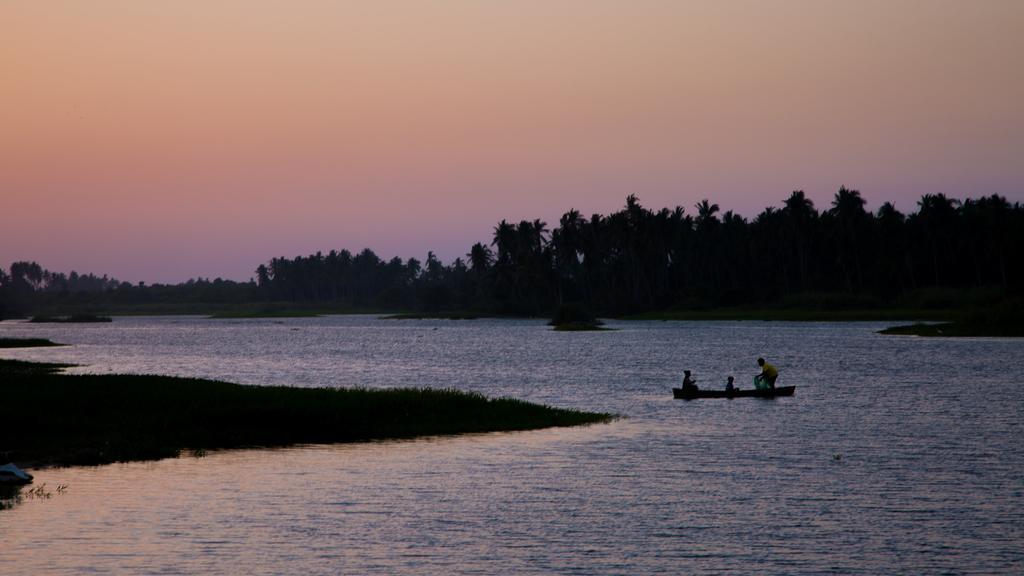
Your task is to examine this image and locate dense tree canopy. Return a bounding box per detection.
[3,189,1022,318]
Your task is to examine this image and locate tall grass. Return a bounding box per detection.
[1,360,612,467]
[0,338,64,348]
[29,314,111,323]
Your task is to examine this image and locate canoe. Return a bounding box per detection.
[672,385,796,400]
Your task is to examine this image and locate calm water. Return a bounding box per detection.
[1,316,1021,575]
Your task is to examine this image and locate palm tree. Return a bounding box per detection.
[467,242,494,274]
[781,191,817,292]
[492,220,516,265]
[960,195,1011,287]
[691,199,721,297]
[828,186,870,291]
[552,209,585,305]
[876,202,911,294]
[913,193,960,286]
[695,199,720,227]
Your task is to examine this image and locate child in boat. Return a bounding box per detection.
[725,376,735,391]
[681,370,698,392]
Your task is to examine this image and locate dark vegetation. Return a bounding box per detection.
[0,338,63,348]
[381,312,484,320]
[878,301,1024,336]
[879,323,963,337]
[552,323,612,332]
[29,314,111,323]
[0,360,611,467]
[1,189,1021,325]
[624,308,955,321]
[207,308,325,319]
[549,303,608,331]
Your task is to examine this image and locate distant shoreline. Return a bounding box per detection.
[6,304,1019,336]
[622,308,954,322]
[26,303,952,322]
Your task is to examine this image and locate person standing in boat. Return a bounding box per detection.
[725,376,735,392]
[756,357,778,389]
[681,370,698,392]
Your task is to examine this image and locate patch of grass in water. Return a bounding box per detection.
[1,360,613,468]
[548,303,608,331]
[209,305,403,319]
[29,314,111,323]
[208,309,324,319]
[0,359,74,376]
[624,308,954,322]
[0,338,65,348]
[878,321,1024,337]
[380,312,484,320]
[552,323,614,332]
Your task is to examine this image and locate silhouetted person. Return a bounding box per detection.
[681,370,698,392]
[725,375,735,392]
[756,357,778,389]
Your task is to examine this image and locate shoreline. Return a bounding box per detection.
[621,308,956,322]
[7,306,1018,337]
[877,321,1024,337]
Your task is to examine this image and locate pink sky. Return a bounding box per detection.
[3,0,1023,283]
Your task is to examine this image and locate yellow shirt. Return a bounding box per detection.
[761,362,778,379]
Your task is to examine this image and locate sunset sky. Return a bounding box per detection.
[3,0,1023,283]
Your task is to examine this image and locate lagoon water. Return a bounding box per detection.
[1,316,1022,575]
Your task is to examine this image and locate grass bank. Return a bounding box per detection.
[0,338,64,348]
[622,307,956,322]
[208,309,325,319]
[1,360,612,468]
[551,323,614,332]
[380,312,487,320]
[29,314,111,323]
[19,302,402,319]
[878,300,1024,337]
[878,322,1024,337]
[207,304,403,318]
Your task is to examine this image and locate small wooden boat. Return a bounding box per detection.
[0,463,33,485]
[673,385,796,400]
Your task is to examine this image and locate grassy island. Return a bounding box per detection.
[29,314,112,323]
[381,312,484,320]
[208,309,325,319]
[548,303,609,331]
[552,323,614,332]
[1,360,611,468]
[0,338,64,348]
[208,305,403,319]
[878,302,1024,337]
[879,321,1024,337]
[623,307,955,322]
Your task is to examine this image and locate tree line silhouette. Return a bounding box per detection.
[2,188,1022,318]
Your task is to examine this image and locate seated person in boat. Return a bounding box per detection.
[725,376,735,392]
[755,357,778,389]
[681,370,698,392]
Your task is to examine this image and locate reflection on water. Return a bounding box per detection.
[1,316,1022,574]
